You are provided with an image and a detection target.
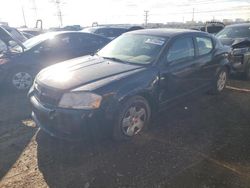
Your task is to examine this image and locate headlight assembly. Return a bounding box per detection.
[58,92,102,110]
[233,47,250,55]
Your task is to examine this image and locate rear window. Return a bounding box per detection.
[196,37,213,56]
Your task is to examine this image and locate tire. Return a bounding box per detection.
[5,68,34,92]
[113,96,151,141]
[210,68,228,94]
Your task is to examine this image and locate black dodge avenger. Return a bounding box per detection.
[28,29,230,141]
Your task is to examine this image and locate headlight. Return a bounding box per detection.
[233,47,250,55]
[58,92,102,110]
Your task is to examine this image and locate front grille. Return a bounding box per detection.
[34,83,63,106]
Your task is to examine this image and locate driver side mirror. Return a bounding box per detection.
[34,45,51,55]
[8,40,18,47]
[33,50,40,54]
[0,40,8,54]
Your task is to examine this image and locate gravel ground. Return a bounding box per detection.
[0,79,250,188]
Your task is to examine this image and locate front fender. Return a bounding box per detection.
[216,56,231,75]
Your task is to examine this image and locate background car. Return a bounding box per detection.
[216,23,250,79]
[82,25,144,39]
[29,29,230,141]
[0,31,111,90]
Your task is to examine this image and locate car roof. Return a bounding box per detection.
[39,31,109,39]
[127,28,202,38]
[226,23,250,28]
[85,26,128,30]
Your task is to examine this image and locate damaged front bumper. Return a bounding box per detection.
[229,52,250,73]
[229,39,250,73]
[30,95,107,140]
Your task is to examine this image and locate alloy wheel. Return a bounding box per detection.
[217,71,227,92]
[12,72,33,90]
[121,105,147,137]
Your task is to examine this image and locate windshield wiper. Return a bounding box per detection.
[102,56,128,64]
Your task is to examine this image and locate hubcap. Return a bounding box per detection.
[121,105,146,137]
[217,71,227,91]
[12,72,33,90]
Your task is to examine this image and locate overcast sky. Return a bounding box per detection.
[0,0,250,28]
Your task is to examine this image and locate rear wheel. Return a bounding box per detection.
[113,96,151,141]
[210,68,228,94]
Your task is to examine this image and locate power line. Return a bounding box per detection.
[150,6,250,16]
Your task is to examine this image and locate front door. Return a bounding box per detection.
[158,36,200,106]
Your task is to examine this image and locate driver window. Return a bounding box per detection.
[167,37,194,62]
[39,36,72,53]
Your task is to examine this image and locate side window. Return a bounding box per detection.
[77,35,101,49]
[167,37,194,62]
[41,35,73,52]
[196,37,213,56]
[56,36,73,50]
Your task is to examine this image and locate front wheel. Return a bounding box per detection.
[210,68,228,94]
[6,69,34,91]
[113,96,151,141]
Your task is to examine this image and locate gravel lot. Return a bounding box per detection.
[0,78,250,188]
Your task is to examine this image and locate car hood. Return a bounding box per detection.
[36,56,145,90]
[0,26,25,50]
[219,37,250,47]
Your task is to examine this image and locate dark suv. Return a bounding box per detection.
[29,29,230,141]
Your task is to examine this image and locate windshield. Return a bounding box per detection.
[216,26,250,39]
[97,34,167,64]
[22,32,57,50]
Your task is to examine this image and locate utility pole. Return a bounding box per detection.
[53,0,63,27]
[144,10,149,27]
[20,0,27,26]
[31,0,38,19]
[192,8,195,22]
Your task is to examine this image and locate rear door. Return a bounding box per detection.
[194,35,216,85]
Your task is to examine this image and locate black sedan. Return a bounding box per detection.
[29,29,230,141]
[0,31,110,90]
